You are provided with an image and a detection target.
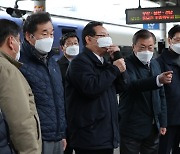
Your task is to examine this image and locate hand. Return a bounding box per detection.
[158,71,173,84]
[113,58,126,73]
[160,127,166,135]
[61,139,67,151]
[106,45,120,57]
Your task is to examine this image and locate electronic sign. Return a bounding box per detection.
[125,6,180,24]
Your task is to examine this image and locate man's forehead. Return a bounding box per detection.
[36,22,53,31]
[94,26,108,33]
[66,37,78,42]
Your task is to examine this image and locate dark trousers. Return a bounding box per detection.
[120,127,159,154]
[64,145,73,154]
[158,125,180,154]
[64,133,73,154]
[74,148,113,154]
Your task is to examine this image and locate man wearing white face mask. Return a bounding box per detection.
[57,32,80,154]
[65,21,127,154]
[157,25,180,154]
[58,32,80,88]
[0,19,42,154]
[19,12,66,154]
[119,29,173,154]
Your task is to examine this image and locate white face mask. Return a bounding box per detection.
[15,49,20,61]
[13,37,21,61]
[65,45,79,56]
[136,51,153,63]
[97,37,113,47]
[171,43,180,54]
[34,37,54,54]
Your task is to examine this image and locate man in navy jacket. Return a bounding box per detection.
[157,25,180,154]
[119,29,173,154]
[58,33,80,154]
[65,21,127,154]
[19,12,66,154]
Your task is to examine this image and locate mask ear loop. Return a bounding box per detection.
[30,34,36,40]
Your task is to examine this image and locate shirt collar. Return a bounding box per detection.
[93,52,104,64]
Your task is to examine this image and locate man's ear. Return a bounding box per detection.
[25,32,31,42]
[132,44,135,51]
[60,45,65,53]
[25,32,35,46]
[86,35,93,45]
[7,36,14,50]
[168,38,171,45]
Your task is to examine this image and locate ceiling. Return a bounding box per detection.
[148,0,180,6]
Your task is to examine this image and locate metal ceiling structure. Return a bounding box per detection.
[148,0,180,6]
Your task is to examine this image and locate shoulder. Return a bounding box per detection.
[0,57,24,88]
[71,51,88,64]
[125,54,136,68]
[57,56,69,65]
[0,57,17,75]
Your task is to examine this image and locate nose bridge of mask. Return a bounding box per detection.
[97,37,113,47]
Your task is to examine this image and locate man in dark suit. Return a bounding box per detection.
[58,32,79,87]
[157,25,180,154]
[57,32,80,154]
[119,29,173,154]
[65,21,127,154]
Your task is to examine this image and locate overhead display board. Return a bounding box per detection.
[125,6,180,24]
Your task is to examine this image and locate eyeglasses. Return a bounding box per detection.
[95,34,109,37]
[172,37,180,43]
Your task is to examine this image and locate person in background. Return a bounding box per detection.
[157,25,180,154]
[65,21,127,154]
[0,19,41,154]
[19,12,66,154]
[57,33,80,154]
[58,32,79,87]
[119,29,173,154]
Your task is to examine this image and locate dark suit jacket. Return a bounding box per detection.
[65,47,126,149]
[157,48,180,126]
[119,53,167,140]
[57,55,69,87]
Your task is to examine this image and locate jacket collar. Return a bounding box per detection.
[131,53,149,67]
[83,47,108,66]
[0,51,22,68]
[58,55,69,65]
[22,39,55,62]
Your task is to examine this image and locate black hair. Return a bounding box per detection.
[60,32,79,46]
[168,25,180,39]
[133,29,156,45]
[0,19,20,47]
[23,12,52,36]
[82,21,103,45]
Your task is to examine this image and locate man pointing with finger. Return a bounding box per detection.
[119,29,172,154]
